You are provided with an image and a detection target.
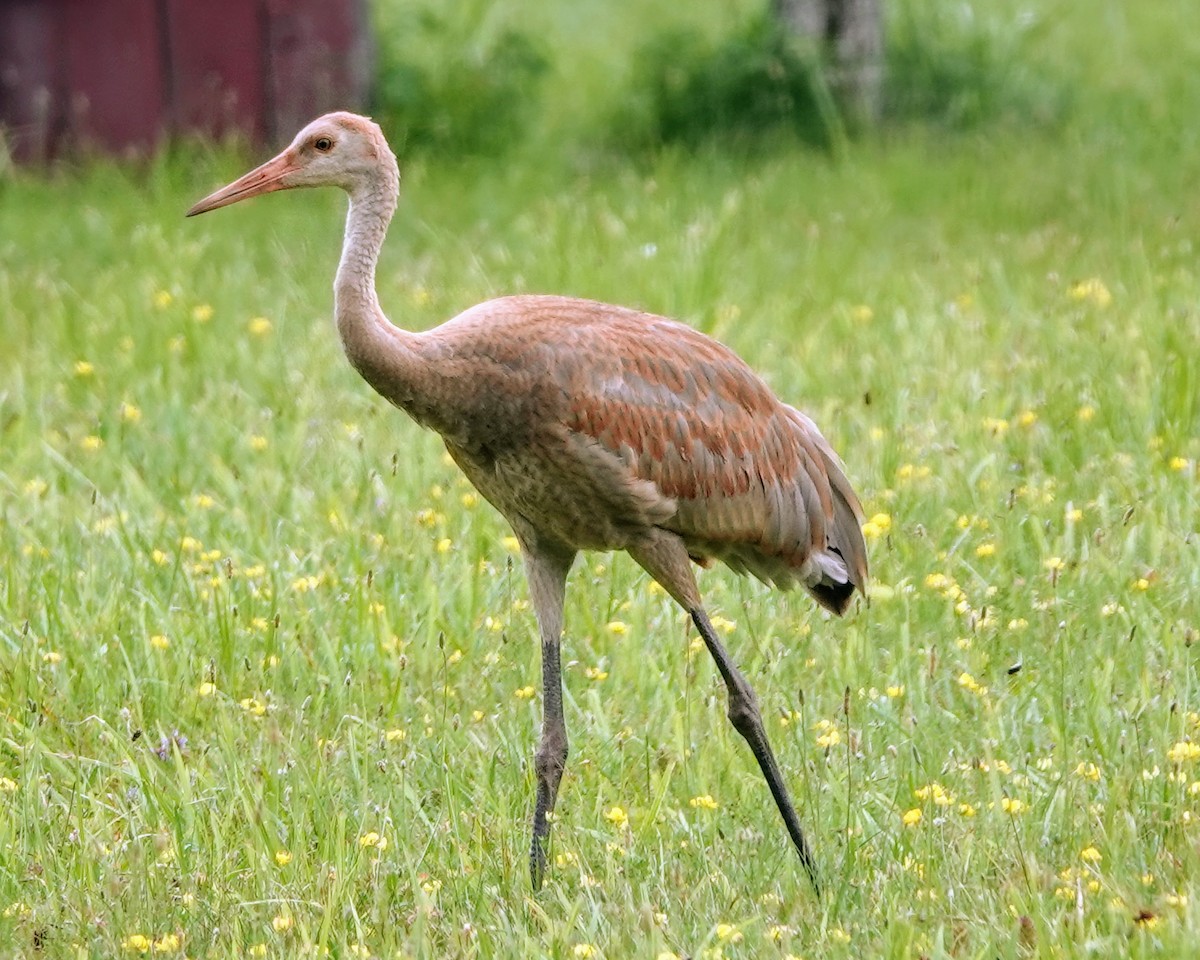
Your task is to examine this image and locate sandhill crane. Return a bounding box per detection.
[188,112,867,892]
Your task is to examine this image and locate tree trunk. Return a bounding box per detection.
[773,0,884,124]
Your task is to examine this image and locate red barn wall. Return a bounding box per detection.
[0,0,369,162]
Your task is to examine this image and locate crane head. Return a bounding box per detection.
[187,112,395,217]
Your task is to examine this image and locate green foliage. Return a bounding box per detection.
[612,15,840,152]
[885,0,1070,128]
[371,0,548,155]
[366,0,1080,156]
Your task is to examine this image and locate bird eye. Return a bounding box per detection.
[314,137,333,152]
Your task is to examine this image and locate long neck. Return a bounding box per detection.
[333,161,423,408]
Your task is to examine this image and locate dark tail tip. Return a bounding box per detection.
[811,579,856,616]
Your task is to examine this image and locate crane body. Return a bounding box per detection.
[188,112,868,891]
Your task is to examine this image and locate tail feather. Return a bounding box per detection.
[809,573,857,616]
[823,450,868,586]
[804,425,869,616]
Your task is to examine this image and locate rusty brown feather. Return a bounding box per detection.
[189,112,868,893]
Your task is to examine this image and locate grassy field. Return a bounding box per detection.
[2,1,1200,957]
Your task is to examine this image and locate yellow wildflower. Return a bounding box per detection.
[122,934,152,953]
[73,360,95,377]
[606,620,628,635]
[958,672,988,696]
[1000,797,1026,815]
[1167,741,1200,764]
[902,807,922,827]
[197,682,217,697]
[119,402,142,424]
[814,718,841,748]
[914,782,954,806]
[149,634,170,650]
[80,435,103,451]
[272,914,293,933]
[192,304,213,323]
[514,685,536,700]
[1080,846,1101,863]
[1169,456,1190,472]
[689,794,719,810]
[1068,278,1112,307]
[385,728,407,742]
[248,316,272,336]
[975,542,996,558]
[0,777,16,792]
[886,684,905,698]
[572,946,597,959]
[153,290,174,309]
[240,697,267,717]
[274,850,292,866]
[358,831,387,850]
[604,806,628,827]
[715,923,742,942]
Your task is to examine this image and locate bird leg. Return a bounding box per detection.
[691,607,820,892]
[628,530,819,892]
[520,541,575,889]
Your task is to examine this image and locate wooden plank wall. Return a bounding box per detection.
[0,0,368,162]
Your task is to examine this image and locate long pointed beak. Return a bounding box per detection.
[186,150,302,217]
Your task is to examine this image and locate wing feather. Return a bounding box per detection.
[532,300,867,611]
[436,295,867,611]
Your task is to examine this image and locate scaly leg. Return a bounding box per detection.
[692,606,820,892]
[520,540,575,889]
[629,529,820,893]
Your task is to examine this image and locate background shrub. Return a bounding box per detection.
[371,0,549,156]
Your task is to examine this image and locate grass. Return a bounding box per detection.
[2,1,1200,957]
